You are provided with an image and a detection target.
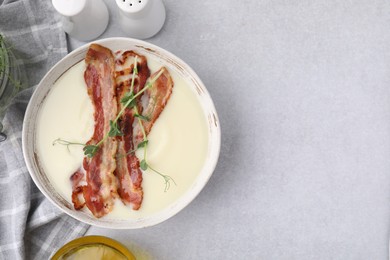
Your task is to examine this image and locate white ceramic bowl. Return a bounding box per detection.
[22,37,220,229]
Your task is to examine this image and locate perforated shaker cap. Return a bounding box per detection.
[115,0,150,14]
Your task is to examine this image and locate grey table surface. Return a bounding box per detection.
[69,0,390,259]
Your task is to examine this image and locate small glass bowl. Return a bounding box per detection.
[51,236,135,260]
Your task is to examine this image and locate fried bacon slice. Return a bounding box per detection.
[134,67,174,146]
[114,51,150,210]
[70,171,85,210]
[81,44,119,218]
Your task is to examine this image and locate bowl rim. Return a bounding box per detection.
[51,235,136,259]
[22,37,221,229]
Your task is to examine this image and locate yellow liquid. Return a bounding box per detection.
[59,245,127,260]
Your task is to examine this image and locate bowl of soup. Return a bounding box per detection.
[22,37,220,228]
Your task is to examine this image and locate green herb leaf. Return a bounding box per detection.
[140,159,148,171]
[108,120,123,137]
[137,140,149,149]
[128,99,137,109]
[120,92,134,105]
[83,145,99,158]
[134,114,150,121]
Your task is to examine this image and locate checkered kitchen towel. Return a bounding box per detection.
[0,0,88,259]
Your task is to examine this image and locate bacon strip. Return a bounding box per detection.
[134,67,174,146]
[70,46,174,215]
[81,44,119,218]
[70,171,85,210]
[114,51,150,210]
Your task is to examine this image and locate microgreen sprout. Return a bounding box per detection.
[133,104,176,192]
[52,138,85,152]
[134,113,150,121]
[140,159,176,192]
[52,138,99,158]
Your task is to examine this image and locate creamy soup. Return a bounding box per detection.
[36,54,209,219]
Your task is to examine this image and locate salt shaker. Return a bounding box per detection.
[52,0,109,41]
[116,0,166,39]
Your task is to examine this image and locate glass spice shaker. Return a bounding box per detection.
[116,0,166,39]
[52,0,109,41]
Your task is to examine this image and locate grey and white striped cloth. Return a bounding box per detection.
[0,0,88,259]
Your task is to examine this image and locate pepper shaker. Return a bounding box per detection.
[52,0,109,41]
[116,0,166,39]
